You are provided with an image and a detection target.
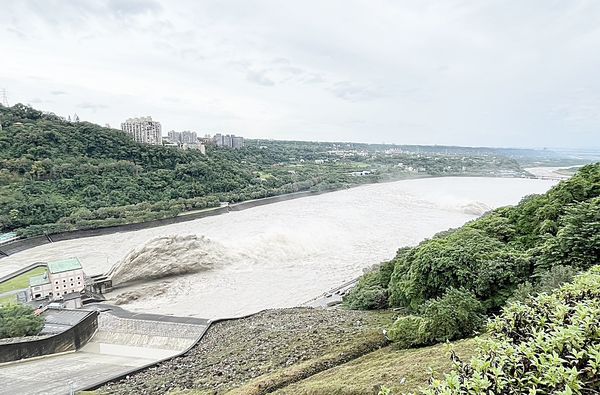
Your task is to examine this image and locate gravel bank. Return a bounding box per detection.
[99,307,394,394]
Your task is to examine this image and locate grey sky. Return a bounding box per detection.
[1,0,599,148]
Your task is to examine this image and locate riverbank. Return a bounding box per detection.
[0,172,532,261]
[0,176,557,319]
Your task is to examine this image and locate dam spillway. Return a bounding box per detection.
[0,307,208,395]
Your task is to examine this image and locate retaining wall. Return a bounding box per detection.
[0,189,329,260]
[229,190,324,211]
[0,262,47,284]
[93,313,205,350]
[0,206,229,258]
[0,236,50,257]
[0,310,98,364]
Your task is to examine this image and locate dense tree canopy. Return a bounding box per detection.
[0,304,44,339]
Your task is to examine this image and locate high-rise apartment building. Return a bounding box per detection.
[232,136,244,149]
[121,116,162,145]
[167,130,180,143]
[213,133,224,146]
[223,134,232,148]
[181,130,197,144]
[168,130,198,144]
[212,133,244,149]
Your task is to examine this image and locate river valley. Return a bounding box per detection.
[0,176,556,319]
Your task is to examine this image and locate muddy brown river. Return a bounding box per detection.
[0,176,556,318]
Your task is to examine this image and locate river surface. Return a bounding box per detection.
[0,177,556,319]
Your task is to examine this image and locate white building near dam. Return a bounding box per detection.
[29,258,86,300]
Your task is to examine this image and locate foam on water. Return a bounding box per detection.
[108,235,230,285]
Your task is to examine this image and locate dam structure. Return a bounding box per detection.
[0,305,208,394]
[0,176,561,393]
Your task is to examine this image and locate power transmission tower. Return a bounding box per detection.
[0,89,9,107]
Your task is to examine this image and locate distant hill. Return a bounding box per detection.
[0,104,276,236]
[0,103,533,237]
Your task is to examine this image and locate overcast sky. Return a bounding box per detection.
[1,0,599,148]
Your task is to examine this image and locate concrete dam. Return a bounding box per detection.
[0,306,208,395]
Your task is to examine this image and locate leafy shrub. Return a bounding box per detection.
[343,271,388,310]
[535,264,578,293]
[421,288,484,343]
[344,259,397,310]
[388,315,430,348]
[0,304,44,339]
[389,289,484,348]
[417,265,600,394]
[509,265,578,304]
[535,197,600,272]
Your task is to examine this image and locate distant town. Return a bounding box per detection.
[119,116,244,154]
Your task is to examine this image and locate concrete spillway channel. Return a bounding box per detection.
[0,307,208,395]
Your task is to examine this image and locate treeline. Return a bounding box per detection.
[345,163,599,346]
[0,105,347,236]
[0,104,530,237]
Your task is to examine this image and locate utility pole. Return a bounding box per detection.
[0,89,9,107]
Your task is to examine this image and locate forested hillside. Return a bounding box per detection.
[0,105,355,236]
[345,163,599,340]
[0,104,528,237]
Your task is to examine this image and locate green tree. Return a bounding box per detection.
[0,304,44,339]
[535,197,600,272]
[388,288,484,349]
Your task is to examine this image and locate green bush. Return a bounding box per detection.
[388,315,430,348]
[421,288,484,343]
[536,264,578,293]
[343,259,397,310]
[389,289,484,349]
[509,265,578,304]
[343,271,388,310]
[0,304,44,339]
[416,265,600,394]
[535,197,600,272]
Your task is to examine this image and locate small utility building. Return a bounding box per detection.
[29,258,86,301]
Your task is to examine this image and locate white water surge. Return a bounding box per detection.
[108,235,229,286]
[0,177,557,318]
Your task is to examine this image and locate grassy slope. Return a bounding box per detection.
[0,294,16,305]
[0,267,47,294]
[238,339,477,395]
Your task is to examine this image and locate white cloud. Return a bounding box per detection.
[0,0,599,148]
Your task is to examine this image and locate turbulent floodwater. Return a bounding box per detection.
[0,177,556,318]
